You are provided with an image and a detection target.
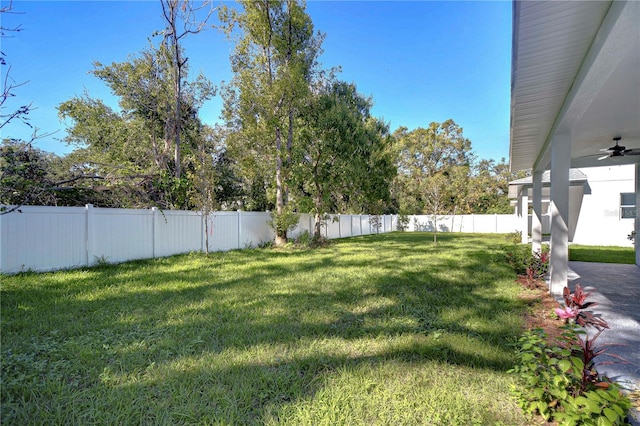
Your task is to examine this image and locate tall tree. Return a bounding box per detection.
[392,119,473,215]
[295,81,370,238]
[160,0,214,178]
[220,0,323,245]
[58,45,214,209]
[466,157,527,214]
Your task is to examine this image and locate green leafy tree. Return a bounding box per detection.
[392,119,473,215]
[58,44,214,209]
[294,81,390,238]
[467,158,526,214]
[220,0,323,245]
[0,140,56,210]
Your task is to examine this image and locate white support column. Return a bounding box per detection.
[549,134,571,295]
[519,190,529,244]
[635,163,640,266]
[532,171,543,254]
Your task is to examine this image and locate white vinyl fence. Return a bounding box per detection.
[406,214,519,234]
[0,206,518,273]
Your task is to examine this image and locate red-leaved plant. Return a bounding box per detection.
[557,284,609,330]
[555,284,625,392]
[526,248,550,281]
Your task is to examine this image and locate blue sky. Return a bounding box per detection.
[1,0,512,162]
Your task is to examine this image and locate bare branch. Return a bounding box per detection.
[0,2,34,131]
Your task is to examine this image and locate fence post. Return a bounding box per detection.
[237,210,242,249]
[495,213,498,233]
[200,211,205,253]
[85,204,94,266]
[338,214,341,238]
[151,207,158,258]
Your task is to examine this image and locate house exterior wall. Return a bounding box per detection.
[571,164,636,247]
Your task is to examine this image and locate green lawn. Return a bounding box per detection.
[1,232,530,425]
[569,244,636,264]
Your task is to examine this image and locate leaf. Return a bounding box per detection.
[585,396,601,414]
[602,407,618,423]
[559,359,572,372]
[570,356,584,372]
[596,415,613,426]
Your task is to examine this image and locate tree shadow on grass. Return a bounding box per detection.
[1,233,527,424]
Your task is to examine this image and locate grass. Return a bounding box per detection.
[1,232,531,425]
[569,244,636,264]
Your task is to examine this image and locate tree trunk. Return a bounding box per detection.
[433,215,438,245]
[313,185,322,240]
[314,212,322,241]
[174,71,181,178]
[274,127,287,246]
[204,213,210,255]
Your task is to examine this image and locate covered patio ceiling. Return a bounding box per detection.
[510,0,640,173]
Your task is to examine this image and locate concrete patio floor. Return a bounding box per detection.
[566,261,640,424]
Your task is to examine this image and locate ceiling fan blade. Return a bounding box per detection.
[598,154,611,160]
[625,148,640,155]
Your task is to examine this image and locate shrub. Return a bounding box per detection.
[526,247,550,281]
[506,230,523,245]
[268,209,299,237]
[295,230,313,247]
[510,284,631,425]
[504,244,549,280]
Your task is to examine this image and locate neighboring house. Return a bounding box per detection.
[509,0,640,293]
[509,165,636,247]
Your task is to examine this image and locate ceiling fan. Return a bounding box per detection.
[598,137,640,160]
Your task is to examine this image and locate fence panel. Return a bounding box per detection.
[208,212,239,251]
[240,212,273,248]
[407,214,519,234]
[470,214,496,233]
[155,209,202,257]
[1,206,87,273]
[358,215,369,235]
[325,215,341,239]
[495,214,519,233]
[2,204,525,274]
[291,214,313,239]
[457,215,475,233]
[92,208,153,264]
[339,215,353,238]
[348,215,359,236]
[411,215,433,232]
